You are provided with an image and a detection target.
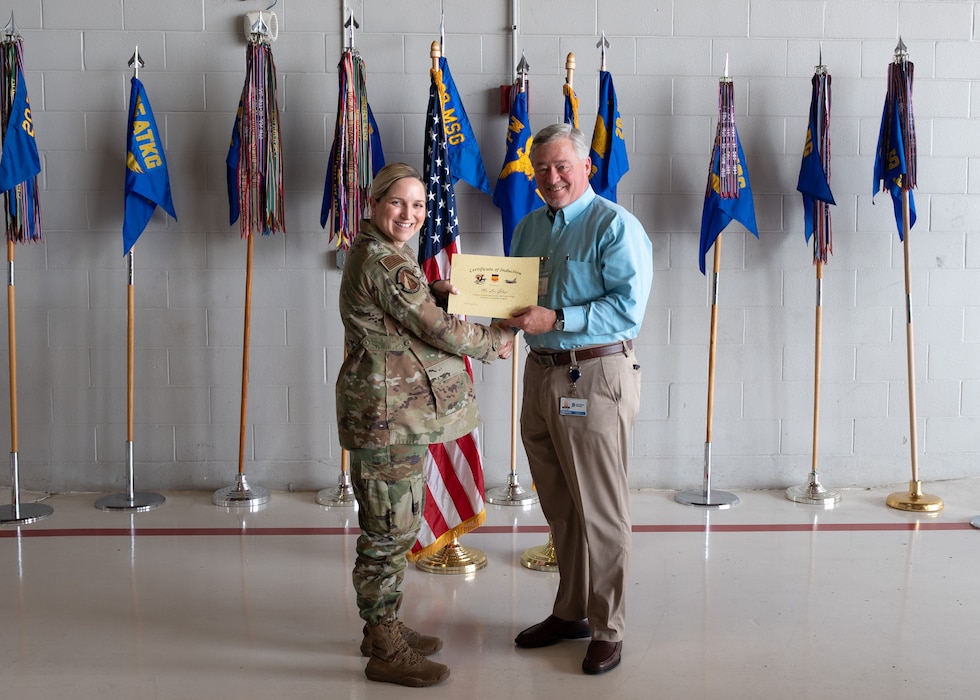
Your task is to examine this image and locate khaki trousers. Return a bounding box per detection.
[520,346,640,642]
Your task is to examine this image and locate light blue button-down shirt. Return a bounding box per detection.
[509,186,653,351]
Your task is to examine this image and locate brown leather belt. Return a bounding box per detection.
[529,340,632,367]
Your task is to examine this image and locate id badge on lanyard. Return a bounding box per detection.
[558,361,588,416]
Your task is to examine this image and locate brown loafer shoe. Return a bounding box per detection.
[514,615,591,648]
[582,640,622,675]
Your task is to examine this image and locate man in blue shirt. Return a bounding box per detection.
[505,123,652,675]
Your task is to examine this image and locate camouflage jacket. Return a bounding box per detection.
[335,221,505,449]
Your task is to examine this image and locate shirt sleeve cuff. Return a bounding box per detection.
[562,306,586,333]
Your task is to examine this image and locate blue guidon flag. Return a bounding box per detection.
[588,70,629,202]
[873,51,917,241]
[699,78,758,275]
[798,69,835,263]
[123,76,176,255]
[493,87,542,255]
[0,61,42,241]
[437,56,491,196]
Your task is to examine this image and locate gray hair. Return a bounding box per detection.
[529,122,590,161]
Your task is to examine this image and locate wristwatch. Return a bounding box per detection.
[553,308,565,331]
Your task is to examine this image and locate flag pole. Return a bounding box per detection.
[884,40,941,513]
[0,17,52,524]
[785,257,840,505]
[787,55,840,507]
[212,229,270,507]
[676,239,738,508]
[676,64,739,509]
[886,189,941,511]
[315,6,358,508]
[415,39,487,574]
[97,47,165,513]
[486,51,536,508]
[213,14,280,508]
[522,51,588,572]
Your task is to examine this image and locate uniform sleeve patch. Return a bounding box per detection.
[396,266,423,295]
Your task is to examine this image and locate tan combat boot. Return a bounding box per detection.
[359,619,443,657]
[364,618,450,687]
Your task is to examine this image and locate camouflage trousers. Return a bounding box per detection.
[349,443,428,625]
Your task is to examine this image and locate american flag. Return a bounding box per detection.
[410,66,486,561]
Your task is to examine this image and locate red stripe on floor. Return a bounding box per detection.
[1,521,974,538]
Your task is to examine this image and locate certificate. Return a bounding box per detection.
[446,253,539,318]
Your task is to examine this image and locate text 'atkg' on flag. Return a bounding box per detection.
[123,76,176,255]
[588,69,629,202]
[411,61,486,562]
[493,87,542,256]
[698,79,757,275]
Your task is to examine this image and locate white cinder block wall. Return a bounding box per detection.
[2,0,979,494]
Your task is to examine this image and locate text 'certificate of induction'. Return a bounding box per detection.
[446,254,540,318]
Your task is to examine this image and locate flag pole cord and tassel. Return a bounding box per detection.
[884,40,941,513]
[213,14,283,509]
[787,54,841,507]
[0,18,52,524]
[485,47,537,508]
[97,47,165,513]
[677,67,739,509]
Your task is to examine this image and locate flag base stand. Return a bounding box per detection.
[96,492,165,512]
[886,480,943,513]
[0,501,52,525]
[1,452,53,525]
[212,473,270,509]
[675,488,739,509]
[96,442,165,512]
[675,445,739,509]
[520,532,558,572]
[486,472,538,506]
[786,473,840,507]
[415,537,487,575]
[316,471,356,507]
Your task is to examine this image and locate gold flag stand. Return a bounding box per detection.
[885,191,941,512]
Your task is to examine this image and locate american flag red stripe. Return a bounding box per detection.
[408,66,487,562]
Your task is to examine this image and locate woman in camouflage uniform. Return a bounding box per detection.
[336,163,513,687]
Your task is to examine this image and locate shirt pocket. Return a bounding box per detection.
[556,259,602,306]
[424,356,470,415]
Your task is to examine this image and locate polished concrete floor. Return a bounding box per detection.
[2,476,979,699]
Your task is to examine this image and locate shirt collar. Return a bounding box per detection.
[548,185,596,225]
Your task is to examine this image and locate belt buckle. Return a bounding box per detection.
[533,351,558,367]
